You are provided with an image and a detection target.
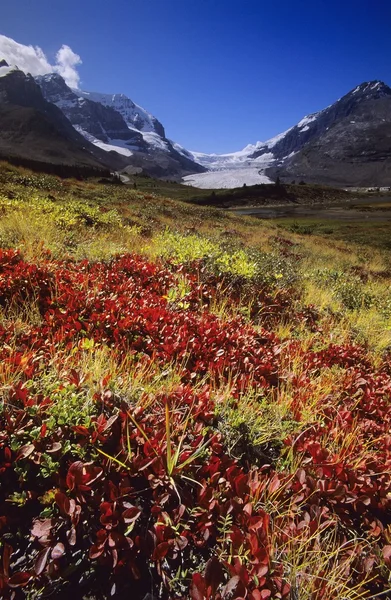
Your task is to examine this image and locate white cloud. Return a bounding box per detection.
[0,34,82,88]
[54,45,82,88]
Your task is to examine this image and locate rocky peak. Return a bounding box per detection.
[76,89,166,138]
[35,73,145,148]
[347,80,391,99]
[0,67,47,109]
[36,73,76,107]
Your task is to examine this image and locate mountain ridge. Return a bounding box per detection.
[0,63,126,173]
[183,79,391,188]
[1,56,390,186]
[35,72,205,179]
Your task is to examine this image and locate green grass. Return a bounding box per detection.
[275,217,391,250]
[1,159,391,356]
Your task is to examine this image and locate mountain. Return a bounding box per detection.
[0,61,126,173]
[35,74,205,179]
[270,81,391,186]
[1,57,389,187]
[76,89,166,138]
[183,80,391,188]
[35,74,147,156]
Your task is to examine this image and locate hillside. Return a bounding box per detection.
[0,65,125,173]
[1,162,391,599]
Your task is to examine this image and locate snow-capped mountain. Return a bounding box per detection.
[76,90,165,137]
[1,56,390,187]
[0,61,123,173]
[182,81,391,188]
[35,73,205,178]
[271,81,391,186]
[183,80,391,188]
[36,74,146,157]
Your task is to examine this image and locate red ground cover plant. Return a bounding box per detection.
[0,249,390,599]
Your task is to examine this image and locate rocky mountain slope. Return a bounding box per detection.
[1,53,389,186]
[0,62,125,173]
[184,81,391,188]
[272,81,391,186]
[35,74,205,179]
[0,58,204,179]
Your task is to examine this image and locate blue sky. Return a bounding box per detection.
[1,0,391,153]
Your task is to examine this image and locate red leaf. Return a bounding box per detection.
[175,535,188,551]
[2,544,12,578]
[51,543,65,560]
[153,542,170,560]
[8,571,32,588]
[67,526,77,546]
[16,443,35,461]
[296,468,306,485]
[103,414,118,432]
[34,547,51,575]
[190,573,207,600]
[47,441,62,453]
[31,519,54,544]
[222,575,245,598]
[205,556,224,594]
[89,544,105,560]
[122,506,142,523]
[268,474,281,494]
[72,425,90,436]
[55,491,71,516]
[66,461,102,491]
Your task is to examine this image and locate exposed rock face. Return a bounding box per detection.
[188,80,391,188]
[36,74,145,148]
[264,81,391,186]
[34,73,205,178]
[77,90,166,138]
[0,68,126,171]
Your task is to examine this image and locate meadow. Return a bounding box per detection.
[0,162,391,599]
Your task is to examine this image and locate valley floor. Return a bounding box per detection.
[0,163,391,599]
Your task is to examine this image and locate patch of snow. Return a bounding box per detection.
[188,146,265,170]
[141,131,169,151]
[182,167,273,189]
[170,141,196,161]
[0,64,19,77]
[264,128,293,148]
[352,86,360,95]
[253,152,275,164]
[54,97,78,110]
[300,125,310,132]
[284,151,297,160]
[75,89,159,134]
[297,114,318,128]
[74,126,134,157]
